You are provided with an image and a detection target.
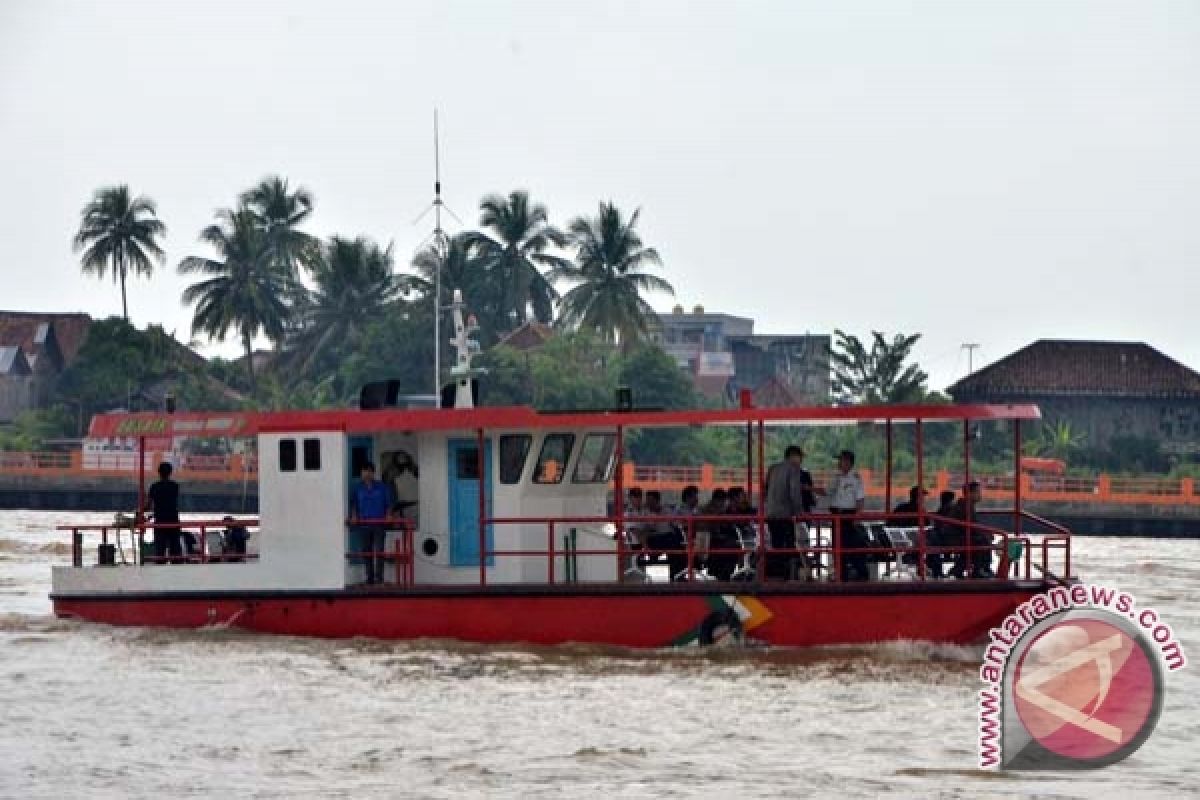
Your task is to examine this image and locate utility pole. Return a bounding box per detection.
[961,343,981,375]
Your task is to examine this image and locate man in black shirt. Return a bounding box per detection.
[146,461,183,563]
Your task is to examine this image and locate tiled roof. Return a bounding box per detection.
[752,375,799,408]
[0,345,32,376]
[497,322,554,351]
[0,312,92,366]
[948,340,1200,399]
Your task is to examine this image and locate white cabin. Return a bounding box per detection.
[52,421,620,596]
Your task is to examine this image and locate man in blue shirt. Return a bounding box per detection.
[349,461,394,585]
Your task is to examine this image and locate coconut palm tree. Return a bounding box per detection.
[240,176,319,348]
[465,190,570,329]
[73,185,167,322]
[239,175,318,276]
[552,202,673,347]
[409,232,507,344]
[178,209,291,386]
[288,236,401,375]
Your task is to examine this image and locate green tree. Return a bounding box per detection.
[240,176,319,346]
[466,190,570,329]
[239,175,318,273]
[553,202,674,348]
[1030,420,1087,461]
[289,236,401,376]
[331,300,436,404]
[178,209,291,387]
[72,185,167,322]
[55,318,240,419]
[612,344,711,464]
[477,332,613,410]
[0,408,75,451]
[830,330,928,404]
[409,232,507,346]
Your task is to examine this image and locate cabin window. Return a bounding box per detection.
[303,438,321,471]
[533,433,574,484]
[573,433,617,483]
[279,439,297,472]
[499,435,531,484]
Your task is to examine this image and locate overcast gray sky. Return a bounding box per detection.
[2,0,1198,391]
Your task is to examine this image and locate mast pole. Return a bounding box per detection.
[432,109,442,399]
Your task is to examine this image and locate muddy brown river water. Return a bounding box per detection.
[1,511,1197,798]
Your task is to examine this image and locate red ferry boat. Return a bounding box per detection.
[50,305,1074,648]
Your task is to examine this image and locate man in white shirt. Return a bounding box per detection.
[827,449,868,581]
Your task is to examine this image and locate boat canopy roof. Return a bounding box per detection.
[88,403,1041,440]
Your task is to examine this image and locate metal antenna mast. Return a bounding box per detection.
[413,109,462,397]
[961,343,981,375]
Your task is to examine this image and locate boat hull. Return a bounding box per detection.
[52,581,1046,647]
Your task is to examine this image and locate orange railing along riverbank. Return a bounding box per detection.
[2,451,1197,508]
[0,451,256,483]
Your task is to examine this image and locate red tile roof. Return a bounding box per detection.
[0,312,92,366]
[752,374,799,408]
[948,340,1200,399]
[497,322,554,351]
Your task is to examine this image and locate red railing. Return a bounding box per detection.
[344,518,415,587]
[58,509,1068,590]
[58,518,260,567]
[473,511,1071,587]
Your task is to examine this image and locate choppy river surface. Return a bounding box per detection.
[1,510,1197,798]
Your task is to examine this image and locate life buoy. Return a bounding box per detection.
[698,608,743,645]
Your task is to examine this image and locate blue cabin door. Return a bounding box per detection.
[448,438,493,566]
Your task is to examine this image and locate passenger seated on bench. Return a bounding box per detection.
[947,481,993,578]
[699,489,739,580]
[889,485,928,572]
[642,490,686,579]
[625,486,646,516]
[889,485,928,525]
[223,516,249,562]
[927,490,957,578]
[727,486,753,515]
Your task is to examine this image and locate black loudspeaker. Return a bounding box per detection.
[615,386,633,412]
[359,380,402,410]
[440,379,480,409]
